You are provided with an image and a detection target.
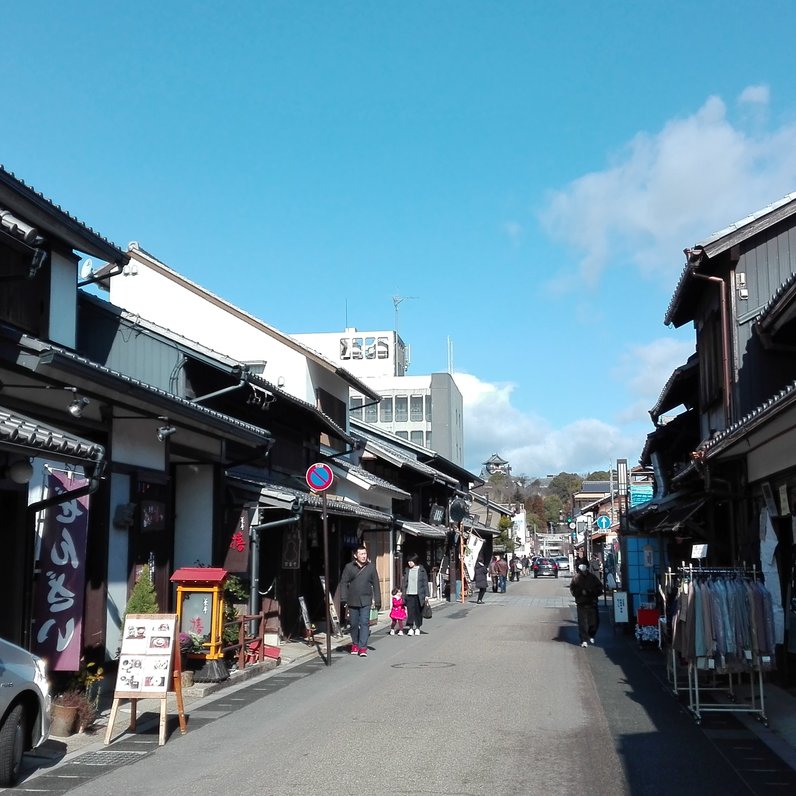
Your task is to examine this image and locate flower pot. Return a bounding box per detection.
[50,703,78,737]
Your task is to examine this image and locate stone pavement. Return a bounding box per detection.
[17,594,796,785]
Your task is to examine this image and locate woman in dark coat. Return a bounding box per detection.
[401,554,430,635]
[473,558,488,604]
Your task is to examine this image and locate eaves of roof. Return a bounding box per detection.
[665,193,796,328]
[12,334,273,447]
[649,353,699,423]
[755,270,796,338]
[126,244,380,401]
[0,165,127,264]
[224,470,391,522]
[0,404,105,465]
[330,458,410,498]
[355,434,458,486]
[397,519,446,539]
[698,378,796,462]
[83,295,352,443]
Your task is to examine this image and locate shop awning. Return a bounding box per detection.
[398,519,447,539]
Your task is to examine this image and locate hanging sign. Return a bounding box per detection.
[33,470,90,670]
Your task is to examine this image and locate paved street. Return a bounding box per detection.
[9,575,796,795]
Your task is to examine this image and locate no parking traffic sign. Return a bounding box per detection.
[306,463,334,492]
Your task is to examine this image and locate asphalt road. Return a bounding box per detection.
[20,574,796,795]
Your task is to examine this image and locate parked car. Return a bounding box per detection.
[554,556,571,573]
[532,558,559,578]
[0,638,50,787]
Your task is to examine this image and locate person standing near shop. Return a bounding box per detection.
[569,562,604,647]
[340,544,382,657]
[401,554,429,635]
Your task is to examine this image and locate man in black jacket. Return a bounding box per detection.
[569,562,604,647]
[340,544,382,657]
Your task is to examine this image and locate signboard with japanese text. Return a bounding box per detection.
[32,470,90,670]
[113,614,177,698]
[613,591,629,623]
[223,505,254,573]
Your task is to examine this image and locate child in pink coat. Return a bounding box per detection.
[389,587,408,635]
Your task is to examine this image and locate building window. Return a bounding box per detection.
[410,430,424,445]
[396,431,409,440]
[364,401,377,424]
[395,396,408,422]
[351,337,363,359]
[377,337,389,359]
[425,394,432,422]
[426,431,432,449]
[350,396,363,419]
[410,395,423,422]
[380,397,393,422]
[364,337,376,359]
[339,338,350,360]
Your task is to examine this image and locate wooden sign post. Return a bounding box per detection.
[104,613,187,746]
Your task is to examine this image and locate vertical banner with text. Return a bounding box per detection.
[33,470,90,670]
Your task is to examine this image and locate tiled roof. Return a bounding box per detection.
[83,295,351,443]
[0,165,127,262]
[126,244,380,401]
[649,353,699,423]
[754,270,796,334]
[699,379,796,459]
[0,405,105,464]
[665,192,796,327]
[355,432,458,485]
[9,329,273,446]
[331,458,410,497]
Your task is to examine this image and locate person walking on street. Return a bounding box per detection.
[488,556,499,592]
[473,557,488,603]
[494,554,509,592]
[401,554,429,635]
[510,555,522,581]
[569,562,604,647]
[340,544,382,657]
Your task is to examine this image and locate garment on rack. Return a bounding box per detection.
[670,572,776,672]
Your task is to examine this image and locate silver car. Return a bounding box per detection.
[554,556,571,574]
[0,638,50,787]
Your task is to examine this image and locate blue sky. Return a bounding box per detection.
[4,2,796,477]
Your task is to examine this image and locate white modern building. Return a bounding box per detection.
[293,328,464,465]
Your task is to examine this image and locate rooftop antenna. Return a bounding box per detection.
[392,294,418,334]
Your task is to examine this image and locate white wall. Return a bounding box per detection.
[174,464,214,568]
[105,472,131,659]
[49,250,77,347]
[109,253,331,406]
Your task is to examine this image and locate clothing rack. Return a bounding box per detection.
[663,565,770,727]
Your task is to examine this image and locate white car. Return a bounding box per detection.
[0,638,50,787]
[554,556,571,574]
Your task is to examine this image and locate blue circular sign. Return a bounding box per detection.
[306,463,334,492]
[596,514,611,530]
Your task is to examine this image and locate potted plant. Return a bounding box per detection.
[50,690,95,737]
[50,660,104,736]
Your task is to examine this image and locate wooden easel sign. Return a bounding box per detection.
[104,613,187,746]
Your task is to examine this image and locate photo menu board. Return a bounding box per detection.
[114,614,177,698]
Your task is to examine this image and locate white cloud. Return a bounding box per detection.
[540,86,796,287]
[454,371,642,477]
[738,85,770,106]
